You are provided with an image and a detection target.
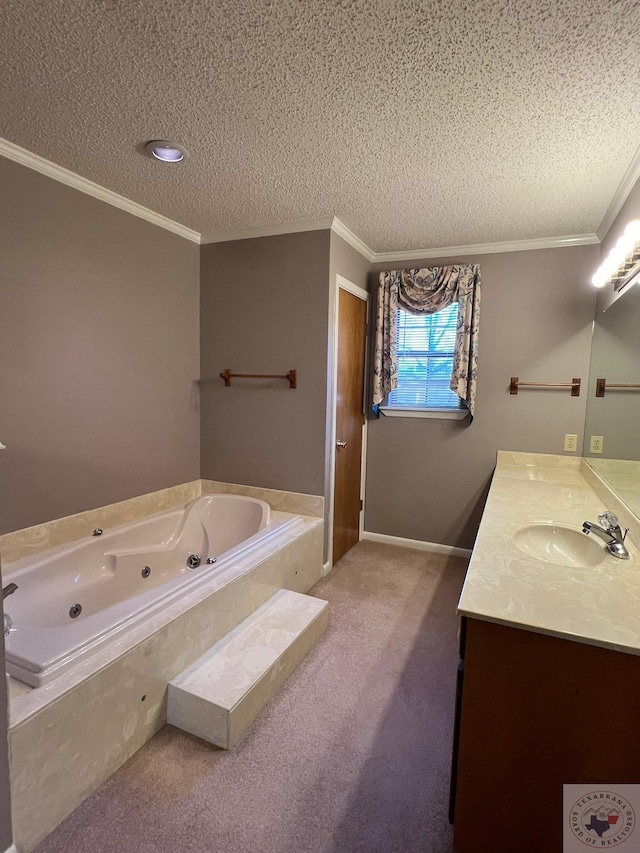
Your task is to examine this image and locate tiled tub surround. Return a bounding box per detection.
[0,481,202,566]
[459,451,640,653]
[4,494,301,688]
[168,590,329,749]
[200,479,324,519]
[0,479,323,566]
[2,483,323,853]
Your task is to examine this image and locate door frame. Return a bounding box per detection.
[326,274,370,572]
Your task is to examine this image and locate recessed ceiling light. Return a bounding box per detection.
[145,140,187,163]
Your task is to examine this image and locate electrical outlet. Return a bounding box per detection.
[564,434,578,452]
[590,435,604,454]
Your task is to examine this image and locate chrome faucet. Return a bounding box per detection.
[3,582,17,637]
[582,512,630,559]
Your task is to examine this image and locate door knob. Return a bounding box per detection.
[336,440,347,448]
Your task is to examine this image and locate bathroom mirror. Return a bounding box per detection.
[583,282,640,518]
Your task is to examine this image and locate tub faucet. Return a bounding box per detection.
[3,583,17,637]
[3,583,18,600]
[582,512,630,559]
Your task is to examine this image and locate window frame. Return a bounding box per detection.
[377,302,469,420]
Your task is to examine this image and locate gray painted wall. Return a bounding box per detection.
[200,231,331,496]
[329,232,372,293]
[0,158,201,537]
[0,157,200,853]
[365,245,599,549]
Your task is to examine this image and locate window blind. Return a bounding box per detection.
[387,303,462,409]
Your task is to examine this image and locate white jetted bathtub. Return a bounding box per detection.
[3,494,301,687]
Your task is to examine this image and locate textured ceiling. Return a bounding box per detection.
[1,0,640,252]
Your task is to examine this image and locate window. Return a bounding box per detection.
[384,303,465,414]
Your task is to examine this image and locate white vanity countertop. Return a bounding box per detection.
[458,451,640,655]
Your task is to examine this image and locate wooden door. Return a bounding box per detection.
[333,288,367,564]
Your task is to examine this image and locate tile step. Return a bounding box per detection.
[167,588,328,748]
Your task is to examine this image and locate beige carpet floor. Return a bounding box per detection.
[35,541,467,853]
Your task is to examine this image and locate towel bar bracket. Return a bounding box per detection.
[596,378,640,397]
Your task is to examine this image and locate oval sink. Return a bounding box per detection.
[510,523,608,567]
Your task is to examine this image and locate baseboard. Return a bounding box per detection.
[322,560,332,576]
[361,531,471,558]
[4,844,18,853]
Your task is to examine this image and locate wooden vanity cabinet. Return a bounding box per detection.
[452,617,640,853]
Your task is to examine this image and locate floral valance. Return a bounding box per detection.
[372,264,481,419]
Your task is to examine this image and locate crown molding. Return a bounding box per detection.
[0,134,612,259]
[201,216,376,260]
[0,137,201,243]
[596,142,640,242]
[201,218,335,244]
[330,218,375,261]
[371,232,599,264]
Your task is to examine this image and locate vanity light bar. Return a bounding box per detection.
[592,220,640,290]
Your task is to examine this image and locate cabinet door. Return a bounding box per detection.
[453,618,640,853]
